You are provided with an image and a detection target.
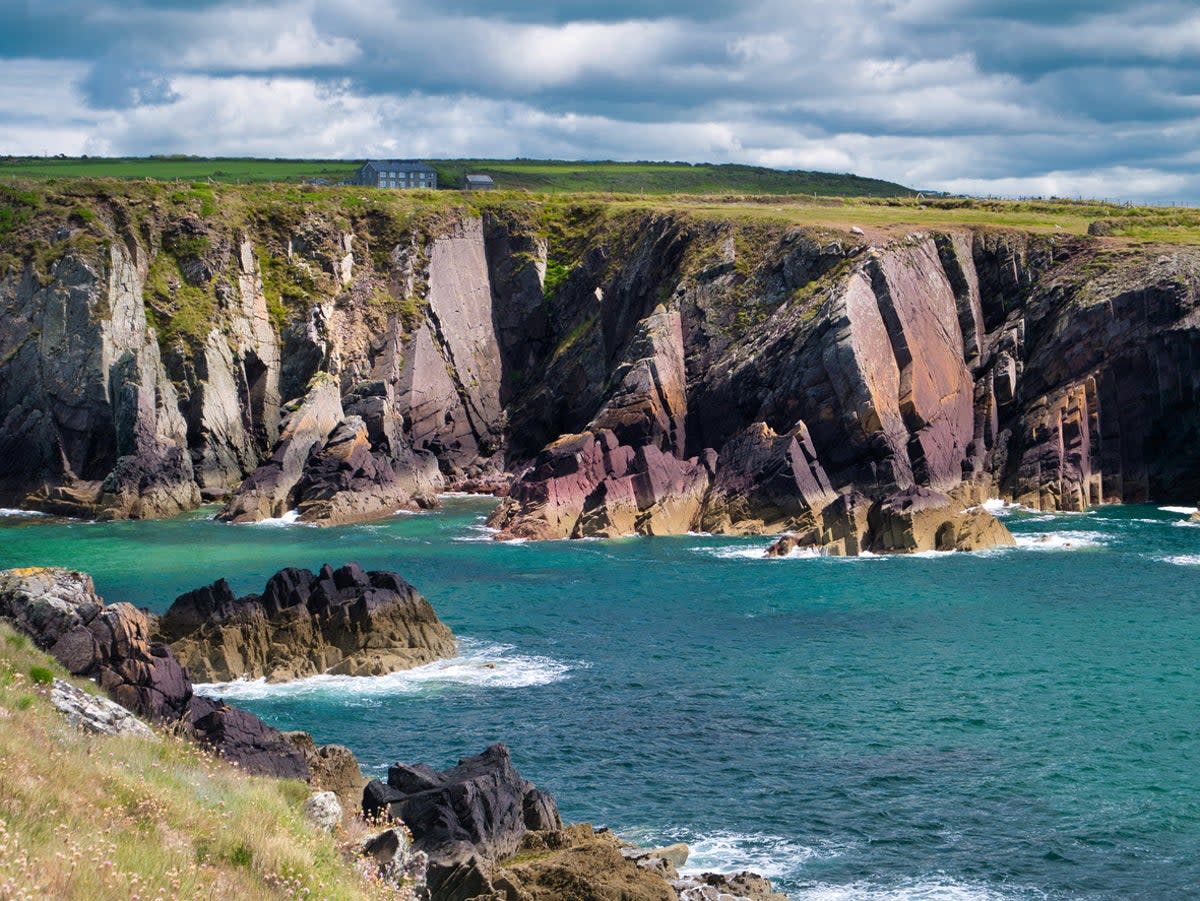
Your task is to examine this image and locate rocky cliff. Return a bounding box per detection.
[2,183,1197,552]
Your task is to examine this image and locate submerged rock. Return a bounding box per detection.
[157,563,457,682]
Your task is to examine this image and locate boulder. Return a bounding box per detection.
[358,827,429,895]
[303,791,343,833]
[50,678,156,739]
[186,695,309,780]
[157,563,456,682]
[285,731,367,814]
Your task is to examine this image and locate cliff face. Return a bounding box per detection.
[1,186,1197,552]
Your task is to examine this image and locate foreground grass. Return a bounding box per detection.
[0,623,396,901]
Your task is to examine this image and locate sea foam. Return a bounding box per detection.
[1159,554,1200,566]
[1158,505,1198,515]
[193,638,575,702]
[786,878,1047,901]
[1012,531,1106,551]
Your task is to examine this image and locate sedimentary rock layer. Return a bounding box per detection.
[2,189,1198,550]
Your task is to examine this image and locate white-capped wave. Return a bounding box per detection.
[193,638,575,702]
[787,877,1046,901]
[439,491,498,499]
[677,830,825,879]
[246,509,303,527]
[453,522,501,543]
[0,507,49,518]
[1158,505,1198,515]
[980,498,1019,516]
[620,827,830,880]
[1159,554,1200,566]
[692,545,773,560]
[1012,531,1106,550]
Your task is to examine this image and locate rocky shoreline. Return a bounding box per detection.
[3,188,1198,555]
[0,563,795,900]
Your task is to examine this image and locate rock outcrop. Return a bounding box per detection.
[363,743,793,901]
[50,677,157,739]
[218,378,442,525]
[0,566,307,778]
[156,563,457,682]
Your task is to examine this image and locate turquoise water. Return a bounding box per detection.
[2,499,1200,901]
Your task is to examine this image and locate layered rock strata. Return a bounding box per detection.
[218,378,442,525]
[3,190,1200,549]
[156,563,457,682]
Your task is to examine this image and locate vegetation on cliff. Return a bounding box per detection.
[0,622,404,901]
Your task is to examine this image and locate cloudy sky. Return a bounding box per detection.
[3,0,1199,201]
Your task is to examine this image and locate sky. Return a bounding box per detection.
[2,0,1199,202]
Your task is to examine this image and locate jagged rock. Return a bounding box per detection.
[303,791,343,832]
[5,195,1200,533]
[765,488,1013,556]
[5,243,199,519]
[50,678,156,739]
[284,731,366,814]
[0,566,309,779]
[186,695,309,779]
[495,825,677,901]
[362,743,563,899]
[700,422,835,535]
[0,567,192,721]
[218,378,343,522]
[220,378,444,526]
[157,563,456,682]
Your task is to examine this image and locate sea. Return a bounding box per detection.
[2,496,1198,901]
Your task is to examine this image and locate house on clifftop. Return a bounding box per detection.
[353,160,437,189]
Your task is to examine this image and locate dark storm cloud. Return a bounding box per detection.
[1,0,1198,201]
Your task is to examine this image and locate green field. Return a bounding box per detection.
[0,156,913,197]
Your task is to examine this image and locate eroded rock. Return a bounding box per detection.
[158,563,456,682]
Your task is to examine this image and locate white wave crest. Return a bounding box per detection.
[1012,531,1106,550]
[677,829,825,879]
[193,638,575,702]
[0,507,49,518]
[980,498,1020,516]
[690,545,778,560]
[1159,554,1200,566]
[1158,505,1198,515]
[788,878,1046,901]
[246,509,303,527]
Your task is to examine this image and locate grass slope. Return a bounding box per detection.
[0,622,400,901]
[0,156,913,197]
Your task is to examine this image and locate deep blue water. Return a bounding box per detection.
[2,499,1199,901]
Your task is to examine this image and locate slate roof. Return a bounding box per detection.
[464,174,495,186]
[360,160,437,174]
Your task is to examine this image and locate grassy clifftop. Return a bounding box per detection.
[1,156,913,197]
[0,623,398,901]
